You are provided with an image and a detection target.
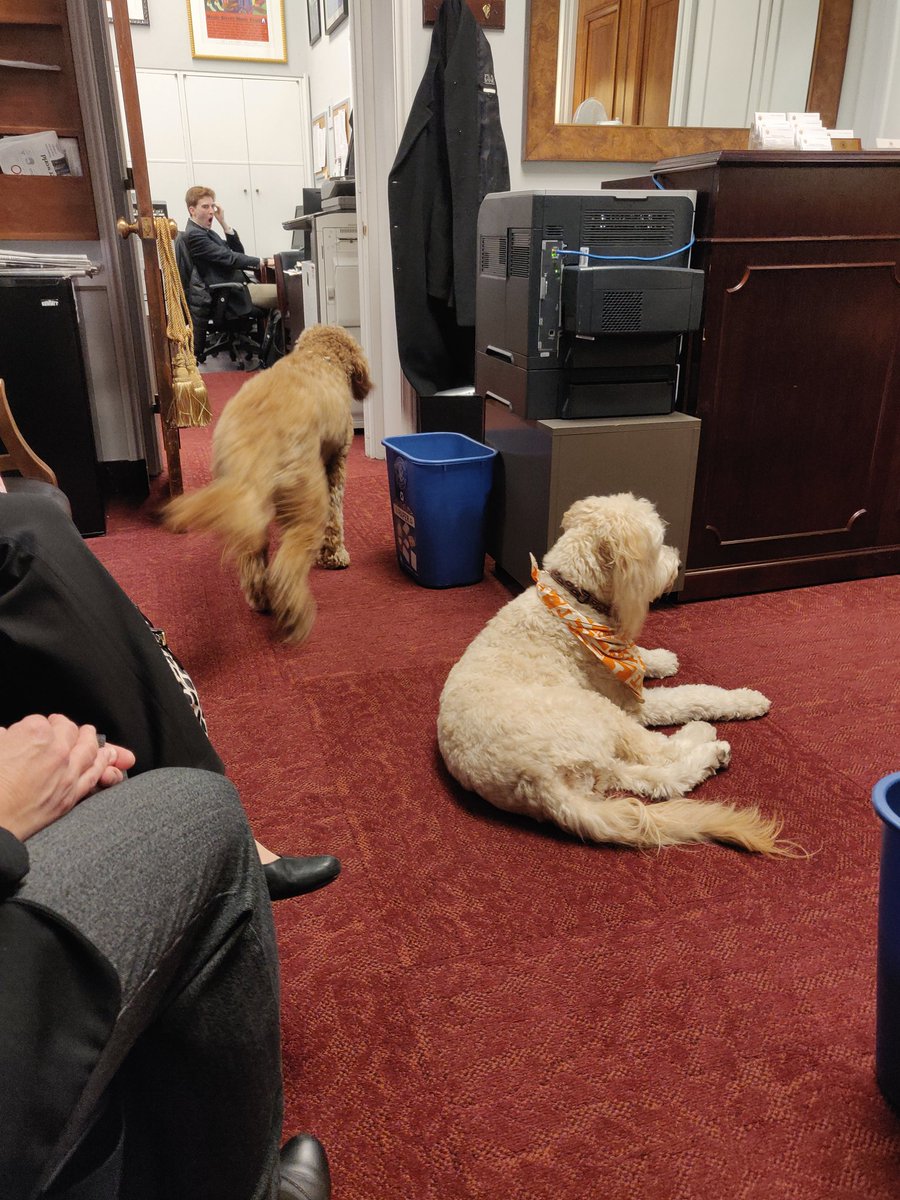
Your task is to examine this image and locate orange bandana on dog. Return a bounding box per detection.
[530,554,645,701]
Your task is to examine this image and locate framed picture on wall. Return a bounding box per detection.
[323,0,348,35]
[187,0,287,63]
[106,0,150,26]
[307,0,321,46]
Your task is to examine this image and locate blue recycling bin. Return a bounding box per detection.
[382,432,497,588]
[873,772,900,1109]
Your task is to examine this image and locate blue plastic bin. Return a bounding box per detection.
[873,772,900,1109]
[382,432,497,588]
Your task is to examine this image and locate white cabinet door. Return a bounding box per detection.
[242,77,306,164]
[147,162,193,221]
[249,162,307,257]
[195,162,254,251]
[184,75,249,164]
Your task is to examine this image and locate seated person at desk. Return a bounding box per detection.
[184,185,277,317]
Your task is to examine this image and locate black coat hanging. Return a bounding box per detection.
[388,0,509,398]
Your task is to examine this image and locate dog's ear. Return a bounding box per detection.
[349,345,374,401]
[561,498,595,533]
[606,511,666,642]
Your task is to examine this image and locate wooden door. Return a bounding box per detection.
[109,0,183,494]
[573,0,625,121]
[631,0,679,126]
[572,0,679,127]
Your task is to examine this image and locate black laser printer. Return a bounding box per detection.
[475,189,704,421]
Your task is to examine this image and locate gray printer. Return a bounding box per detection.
[475,190,704,420]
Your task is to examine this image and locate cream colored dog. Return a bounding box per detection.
[164,324,372,642]
[437,493,789,854]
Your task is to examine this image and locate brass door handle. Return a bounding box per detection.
[116,216,178,240]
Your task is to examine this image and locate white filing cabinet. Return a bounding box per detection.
[314,212,360,332]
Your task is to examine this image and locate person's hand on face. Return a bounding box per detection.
[0,714,135,841]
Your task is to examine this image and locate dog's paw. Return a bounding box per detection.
[639,647,679,678]
[317,546,350,570]
[715,740,732,768]
[674,721,717,746]
[730,689,771,719]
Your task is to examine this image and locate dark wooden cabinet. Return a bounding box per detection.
[619,151,900,599]
[0,0,98,240]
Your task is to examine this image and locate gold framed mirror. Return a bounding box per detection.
[524,0,855,162]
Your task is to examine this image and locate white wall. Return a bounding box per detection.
[839,0,900,144]
[124,0,309,75]
[122,0,353,183]
[406,10,645,192]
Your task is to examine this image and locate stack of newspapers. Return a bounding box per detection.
[0,249,98,277]
[0,130,83,177]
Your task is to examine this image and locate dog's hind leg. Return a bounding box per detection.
[604,717,730,799]
[268,469,330,642]
[317,441,351,569]
[610,740,730,799]
[237,543,270,612]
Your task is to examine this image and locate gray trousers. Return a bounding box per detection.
[10,769,282,1200]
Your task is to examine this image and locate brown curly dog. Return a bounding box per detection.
[164,324,373,642]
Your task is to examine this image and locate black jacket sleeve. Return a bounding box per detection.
[0,493,225,778]
[0,826,28,897]
[185,225,260,275]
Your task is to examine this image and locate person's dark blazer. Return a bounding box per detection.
[184,221,260,319]
[0,492,224,778]
[0,491,224,1194]
[388,0,509,398]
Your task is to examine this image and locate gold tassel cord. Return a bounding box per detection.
[154,216,211,429]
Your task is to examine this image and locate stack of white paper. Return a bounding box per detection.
[0,249,98,276]
[749,113,833,151]
[749,113,794,149]
[788,113,832,150]
[0,131,83,176]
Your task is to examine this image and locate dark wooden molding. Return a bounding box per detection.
[525,0,854,163]
[806,0,854,127]
[423,0,505,29]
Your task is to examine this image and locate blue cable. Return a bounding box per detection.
[650,174,665,189]
[554,235,695,263]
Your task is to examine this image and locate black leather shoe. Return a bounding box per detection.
[263,855,341,902]
[278,1133,331,1200]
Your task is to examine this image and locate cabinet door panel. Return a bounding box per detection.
[147,161,193,221]
[184,75,248,164]
[194,162,254,252]
[136,71,188,162]
[248,163,305,258]
[690,250,900,568]
[242,78,305,164]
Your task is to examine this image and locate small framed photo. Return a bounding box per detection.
[106,0,150,26]
[307,0,321,45]
[323,0,347,35]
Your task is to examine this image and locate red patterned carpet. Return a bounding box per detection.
[91,374,900,1199]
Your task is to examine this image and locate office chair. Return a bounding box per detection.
[0,378,72,516]
[174,233,264,371]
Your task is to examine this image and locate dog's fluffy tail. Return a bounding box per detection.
[163,479,271,559]
[553,793,795,856]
